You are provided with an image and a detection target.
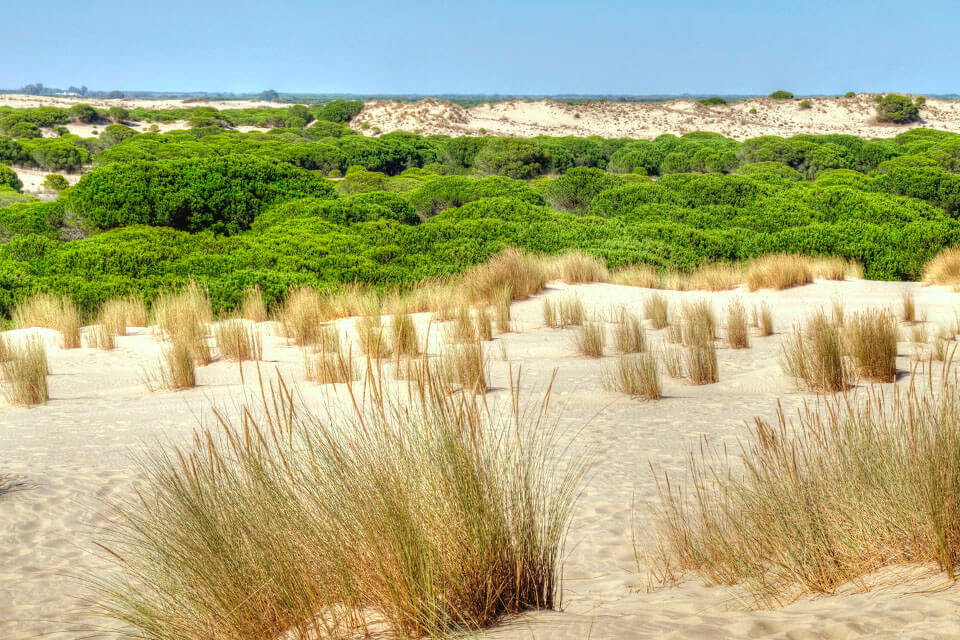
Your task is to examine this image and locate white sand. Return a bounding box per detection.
[3,280,960,638]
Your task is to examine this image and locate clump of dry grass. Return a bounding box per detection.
[215,320,262,362]
[613,308,646,354]
[240,286,269,323]
[611,265,660,289]
[90,361,585,639]
[476,309,494,341]
[902,290,916,324]
[843,309,898,382]
[89,324,116,351]
[726,300,750,349]
[781,311,852,392]
[755,303,774,336]
[666,324,684,344]
[661,345,684,378]
[151,284,213,365]
[684,328,718,385]
[745,254,812,291]
[357,312,392,359]
[603,353,660,400]
[681,300,716,344]
[643,293,669,330]
[390,310,421,357]
[99,295,146,337]
[304,333,357,384]
[440,340,489,394]
[490,285,512,333]
[12,293,82,349]
[543,296,585,329]
[1,337,49,405]
[278,287,328,346]
[550,251,610,284]
[650,374,960,607]
[146,333,196,391]
[688,263,742,292]
[574,322,605,358]
[461,247,548,304]
[810,256,861,281]
[923,246,960,286]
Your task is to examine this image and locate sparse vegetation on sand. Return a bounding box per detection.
[746,254,813,291]
[214,320,262,362]
[12,293,81,349]
[91,366,585,638]
[781,311,852,392]
[1,336,49,405]
[650,375,960,607]
[603,353,660,400]
[923,247,960,287]
[644,293,669,330]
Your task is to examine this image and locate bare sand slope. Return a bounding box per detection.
[3,280,960,639]
[352,95,960,140]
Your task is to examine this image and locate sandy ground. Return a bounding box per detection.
[3,279,960,639]
[0,95,283,111]
[350,95,960,140]
[12,167,83,197]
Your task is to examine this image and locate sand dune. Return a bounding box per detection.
[3,280,960,638]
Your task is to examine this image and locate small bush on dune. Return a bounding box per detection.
[781,311,852,392]
[603,353,660,400]
[843,309,898,382]
[727,299,750,349]
[746,254,812,291]
[574,322,605,358]
[91,363,584,638]
[1,336,49,406]
[215,320,262,362]
[12,293,82,349]
[240,286,268,323]
[651,376,960,607]
[923,247,960,287]
[644,293,669,330]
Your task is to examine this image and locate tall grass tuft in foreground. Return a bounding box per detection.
[745,254,812,291]
[240,286,269,323]
[923,246,960,287]
[13,293,82,349]
[650,374,960,607]
[843,309,898,382]
[603,353,660,400]
[1,337,49,406]
[727,299,750,349]
[215,320,262,362]
[644,293,669,330]
[781,311,852,392]
[90,363,585,638]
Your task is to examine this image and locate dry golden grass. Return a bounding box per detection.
[304,335,357,384]
[550,251,610,284]
[91,362,584,638]
[661,345,684,378]
[687,263,742,292]
[574,322,605,358]
[543,295,585,329]
[651,375,960,607]
[756,303,774,337]
[1,337,49,406]
[810,256,861,281]
[390,310,421,357]
[490,285,512,333]
[240,286,269,323]
[357,313,392,359]
[902,290,916,324]
[611,265,659,289]
[440,340,489,394]
[147,333,196,391]
[476,309,494,342]
[99,295,146,337]
[843,309,898,382]
[923,246,960,286]
[726,300,750,349]
[278,287,328,346]
[659,271,690,292]
[613,308,646,354]
[681,300,716,344]
[666,323,684,344]
[685,330,718,385]
[603,353,660,400]
[215,320,262,362]
[88,324,116,351]
[461,247,548,304]
[781,311,852,392]
[152,283,213,337]
[12,293,82,349]
[745,254,813,291]
[643,293,669,330]
[909,323,929,344]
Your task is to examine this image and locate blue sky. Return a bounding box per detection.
[3,0,957,95]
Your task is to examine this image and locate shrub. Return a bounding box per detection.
[42,173,69,192]
[844,91,856,98]
[69,104,98,123]
[769,90,794,99]
[474,138,550,179]
[540,167,624,214]
[876,94,922,124]
[651,376,960,606]
[315,100,364,123]
[698,97,726,106]
[799,100,811,110]
[0,164,22,192]
[108,106,130,123]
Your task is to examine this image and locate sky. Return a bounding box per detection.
[3,0,958,95]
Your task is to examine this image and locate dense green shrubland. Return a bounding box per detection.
[1,101,960,316]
